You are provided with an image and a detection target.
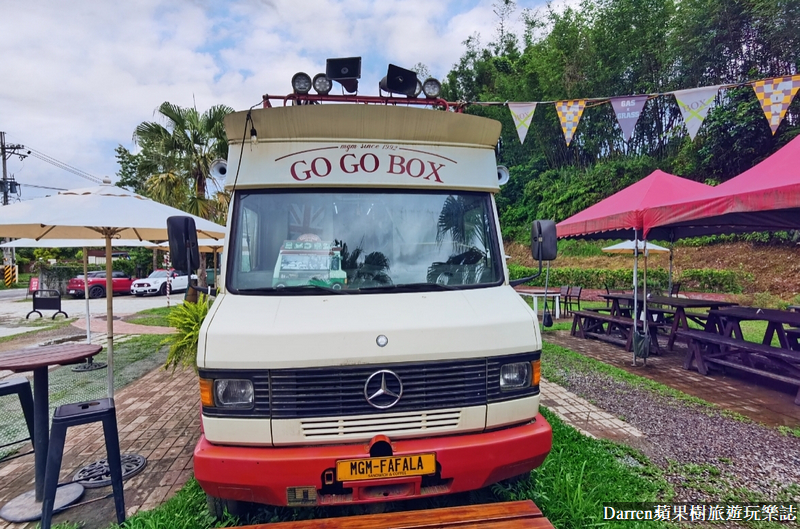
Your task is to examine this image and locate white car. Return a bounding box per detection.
[130,269,194,296]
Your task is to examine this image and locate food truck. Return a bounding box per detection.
[182,62,557,516]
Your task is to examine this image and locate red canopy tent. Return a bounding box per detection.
[642,135,800,239]
[556,170,713,240]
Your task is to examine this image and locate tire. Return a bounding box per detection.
[206,494,253,520]
[332,283,343,290]
[159,283,167,296]
[89,286,105,299]
[275,283,287,289]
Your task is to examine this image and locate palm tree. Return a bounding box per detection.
[133,102,233,217]
[134,102,233,289]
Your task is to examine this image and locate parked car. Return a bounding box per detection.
[130,269,194,297]
[67,271,135,299]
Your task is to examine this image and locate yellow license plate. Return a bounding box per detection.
[336,453,436,481]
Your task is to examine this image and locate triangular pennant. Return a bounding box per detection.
[752,75,800,135]
[555,100,586,146]
[609,95,649,142]
[672,86,721,140]
[508,103,538,144]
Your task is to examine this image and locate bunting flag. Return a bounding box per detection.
[555,100,586,146]
[609,95,649,142]
[752,75,800,135]
[508,103,538,144]
[672,86,722,140]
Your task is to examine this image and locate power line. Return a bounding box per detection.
[23,146,104,184]
[19,182,67,191]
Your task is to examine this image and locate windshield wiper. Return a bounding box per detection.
[238,285,349,295]
[359,282,458,293]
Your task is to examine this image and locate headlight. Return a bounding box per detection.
[214,379,254,407]
[500,362,532,391]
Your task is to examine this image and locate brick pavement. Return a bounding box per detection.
[0,365,198,529]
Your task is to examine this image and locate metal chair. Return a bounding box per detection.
[669,282,682,297]
[0,378,35,458]
[41,398,125,529]
[559,286,570,316]
[566,286,583,314]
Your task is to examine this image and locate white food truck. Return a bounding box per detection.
[174,65,557,516]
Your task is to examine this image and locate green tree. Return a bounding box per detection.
[133,102,234,218]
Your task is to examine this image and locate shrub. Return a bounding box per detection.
[163,295,211,371]
[677,269,752,293]
[734,292,789,310]
[508,264,668,291]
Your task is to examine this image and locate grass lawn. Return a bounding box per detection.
[125,306,175,327]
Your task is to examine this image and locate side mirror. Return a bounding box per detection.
[167,216,200,273]
[531,220,558,261]
[510,219,557,287]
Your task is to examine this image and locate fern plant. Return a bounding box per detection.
[162,295,210,371]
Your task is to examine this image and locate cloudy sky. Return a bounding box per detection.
[0,0,564,201]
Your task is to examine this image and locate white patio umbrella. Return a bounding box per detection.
[0,180,225,397]
[0,238,156,346]
[602,240,669,256]
[603,239,671,365]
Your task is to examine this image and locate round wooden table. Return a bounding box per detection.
[0,343,102,522]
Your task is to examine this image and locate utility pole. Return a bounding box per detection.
[1,132,28,273]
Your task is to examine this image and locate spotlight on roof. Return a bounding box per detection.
[422,77,442,99]
[312,73,333,95]
[291,72,312,94]
[325,57,361,93]
[379,64,418,97]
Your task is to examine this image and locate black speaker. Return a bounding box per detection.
[167,216,200,272]
[326,57,361,93]
[380,64,418,95]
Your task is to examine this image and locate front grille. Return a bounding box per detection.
[271,359,486,418]
[200,352,539,419]
[300,409,462,439]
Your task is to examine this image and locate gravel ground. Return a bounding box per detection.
[546,366,800,504]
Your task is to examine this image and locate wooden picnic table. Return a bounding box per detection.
[679,307,800,405]
[601,294,738,350]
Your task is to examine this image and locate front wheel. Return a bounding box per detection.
[159,283,167,296]
[206,494,253,520]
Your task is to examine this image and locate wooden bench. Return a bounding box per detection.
[678,329,800,405]
[788,328,800,351]
[571,310,663,354]
[229,500,556,528]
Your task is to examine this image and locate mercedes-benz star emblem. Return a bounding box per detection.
[364,370,403,409]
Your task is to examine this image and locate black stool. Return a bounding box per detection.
[0,378,35,454]
[41,398,125,529]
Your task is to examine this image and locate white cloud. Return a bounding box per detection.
[0,0,551,200]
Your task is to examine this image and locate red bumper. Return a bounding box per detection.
[194,414,552,506]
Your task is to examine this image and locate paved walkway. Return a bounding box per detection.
[71,317,175,336]
[0,365,198,529]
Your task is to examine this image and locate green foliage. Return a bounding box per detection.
[496,408,671,529]
[679,268,752,293]
[443,0,800,241]
[556,239,608,257]
[509,263,668,291]
[735,292,789,310]
[163,296,210,371]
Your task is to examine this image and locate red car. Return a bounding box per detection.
[67,271,135,299]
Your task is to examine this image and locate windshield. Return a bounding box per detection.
[227,190,503,294]
[149,271,169,278]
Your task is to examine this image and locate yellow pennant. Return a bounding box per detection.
[555,100,586,146]
[752,75,800,135]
